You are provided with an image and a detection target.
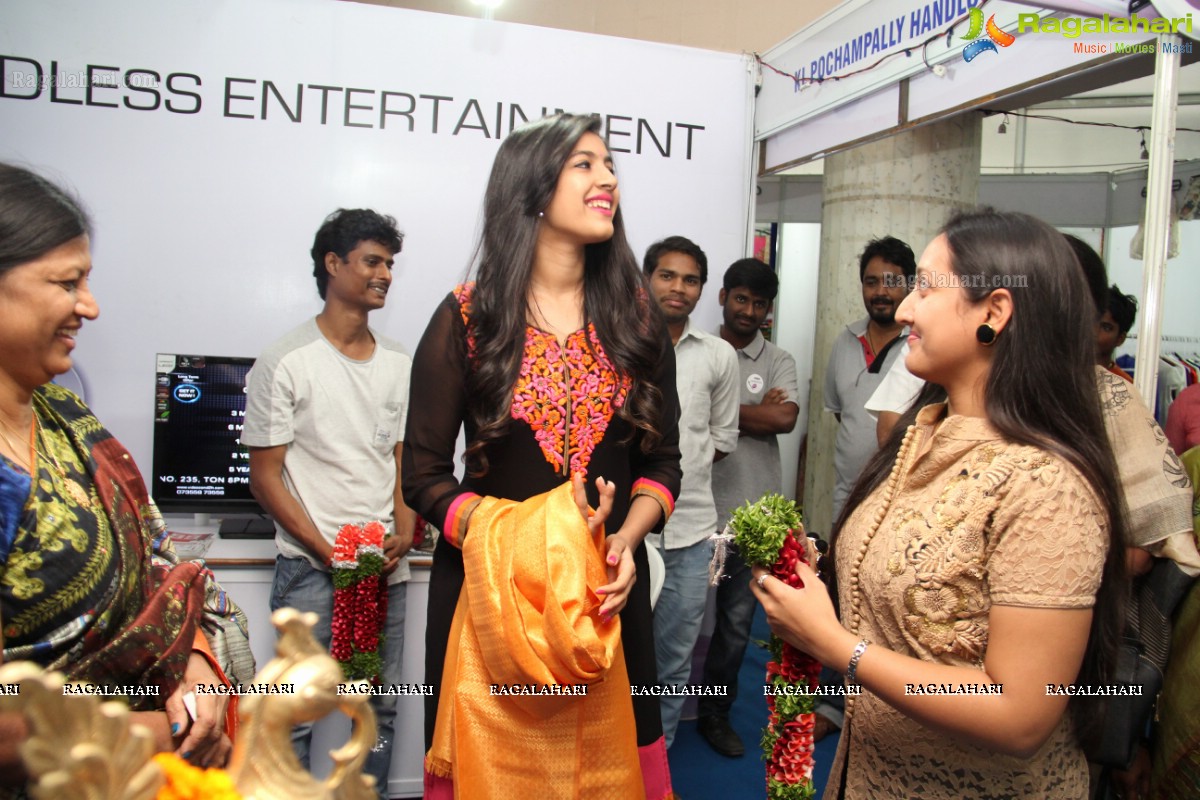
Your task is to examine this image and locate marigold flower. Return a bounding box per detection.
[153,753,242,800]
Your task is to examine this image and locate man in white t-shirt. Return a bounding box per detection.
[865,340,924,446]
[244,208,414,798]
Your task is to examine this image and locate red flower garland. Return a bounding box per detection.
[330,521,389,683]
[727,493,822,800]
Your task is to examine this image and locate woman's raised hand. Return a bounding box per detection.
[572,471,614,540]
[572,473,633,620]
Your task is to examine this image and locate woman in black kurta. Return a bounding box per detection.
[403,114,681,799]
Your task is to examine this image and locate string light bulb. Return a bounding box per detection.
[997,114,1010,135]
[1140,130,1149,160]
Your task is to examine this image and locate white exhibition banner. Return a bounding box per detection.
[758,0,992,139]
[755,0,1178,167]
[1,0,755,471]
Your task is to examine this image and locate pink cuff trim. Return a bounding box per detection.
[631,478,675,523]
[443,492,481,549]
[424,768,454,799]
[639,736,674,800]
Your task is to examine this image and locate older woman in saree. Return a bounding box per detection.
[0,163,253,792]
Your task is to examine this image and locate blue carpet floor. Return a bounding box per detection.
[668,604,839,800]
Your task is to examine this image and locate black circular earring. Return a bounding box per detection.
[976,323,997,346]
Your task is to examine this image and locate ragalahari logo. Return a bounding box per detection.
[961,8,1016,61]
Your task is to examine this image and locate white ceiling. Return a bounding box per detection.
[357,1,1200,178]
[776,61,1200,176]
[980,62,1200,175]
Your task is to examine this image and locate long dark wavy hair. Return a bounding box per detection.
[833,209,1127,747]
[462,113,668,475]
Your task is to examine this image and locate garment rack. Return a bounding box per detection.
[1125,334,1200,343]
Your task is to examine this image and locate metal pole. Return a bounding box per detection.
[1014,113,1027,175]
[1133,33,1182,408]
[746,55,762,259]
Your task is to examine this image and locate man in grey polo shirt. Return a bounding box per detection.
[823,235,914,521]
[697,258,798,758]
[244,208,415,798]
[642,236,739,748]
[811,236,912,744]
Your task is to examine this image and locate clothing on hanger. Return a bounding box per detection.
[1159,356,1188,426]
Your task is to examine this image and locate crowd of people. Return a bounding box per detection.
[3,111,1200,800]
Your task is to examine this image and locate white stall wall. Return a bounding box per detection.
[772,223,821,509]
[1107,220,1200,361]
[1,0,754,472]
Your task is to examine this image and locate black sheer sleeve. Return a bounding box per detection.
[402,293,478,546]
[629,326,682,530]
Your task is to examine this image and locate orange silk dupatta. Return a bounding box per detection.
[426,482,644,799]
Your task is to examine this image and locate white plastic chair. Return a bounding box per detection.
[646,539,665,610]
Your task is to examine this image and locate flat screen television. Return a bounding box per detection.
[151,354,273,535]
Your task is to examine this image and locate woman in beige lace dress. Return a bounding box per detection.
[753,209,1127,799]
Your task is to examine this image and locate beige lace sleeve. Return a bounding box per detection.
[987,453,1108,609]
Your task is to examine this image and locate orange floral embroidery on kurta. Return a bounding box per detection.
[454,283,630,475]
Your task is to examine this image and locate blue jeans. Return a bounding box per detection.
[652,536,713,748]
[698,545,756,719]
[270,555,406,799]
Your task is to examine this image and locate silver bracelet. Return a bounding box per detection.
[846,639,870,685]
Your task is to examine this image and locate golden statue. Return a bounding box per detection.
[0,609,378,800]
[0,661,162,800]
